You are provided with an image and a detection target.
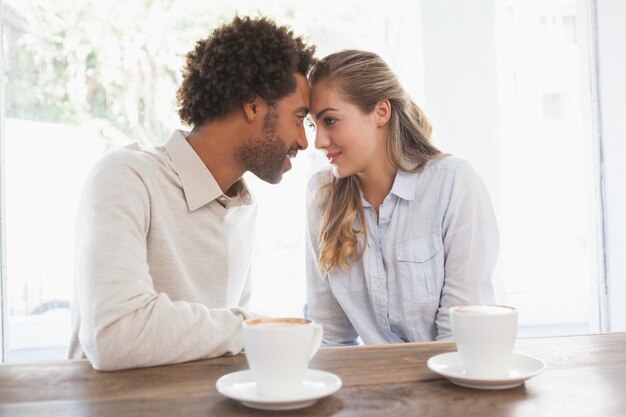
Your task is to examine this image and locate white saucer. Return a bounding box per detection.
[216,369,342,410]
[427,352,546,390]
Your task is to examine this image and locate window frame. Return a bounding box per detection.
[579,0,609,332]
[593,0,626,331]
[1,0,9,362]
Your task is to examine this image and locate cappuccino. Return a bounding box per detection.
[453,305,515,315]
[244,318,309,328]
[242,317,323,398]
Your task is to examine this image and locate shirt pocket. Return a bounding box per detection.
[395,234,443,304]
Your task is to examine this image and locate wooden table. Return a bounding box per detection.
[1,333,625,416]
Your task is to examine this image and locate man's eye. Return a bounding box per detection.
[325,118,336,126]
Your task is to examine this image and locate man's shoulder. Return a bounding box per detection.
[82,143,174,195]
[93,143,167,176]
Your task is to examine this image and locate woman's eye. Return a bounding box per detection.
[324,118,336,126]
[306,120,316,129]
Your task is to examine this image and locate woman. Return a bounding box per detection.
[305,50,499,345]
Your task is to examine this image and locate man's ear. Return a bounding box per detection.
[375,99,392,127]
[242,95,259,123]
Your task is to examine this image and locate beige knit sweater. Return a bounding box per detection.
[69,130,257,371]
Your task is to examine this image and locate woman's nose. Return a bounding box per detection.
[315,130,329,150]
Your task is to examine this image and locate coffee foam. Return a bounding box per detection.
[250,322,304,329]
[244,318,311,328]
[453,305,516,315]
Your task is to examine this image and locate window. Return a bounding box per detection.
[494,0,599,335]
[1,0,621,363]
[542,93,570,120]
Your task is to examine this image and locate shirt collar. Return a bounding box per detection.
[390,170,417,201]
[163,130,253,212]
[360,169,417,208]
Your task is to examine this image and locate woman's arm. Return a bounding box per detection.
[435,160,500,340]
[304,173,359,346]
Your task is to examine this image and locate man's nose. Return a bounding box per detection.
[296,124,308,150]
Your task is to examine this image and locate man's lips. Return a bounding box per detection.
[326,151,341,164]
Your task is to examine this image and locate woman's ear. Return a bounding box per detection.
[242,95,259,123]
[375,99,392,127]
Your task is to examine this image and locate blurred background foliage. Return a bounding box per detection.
[3,0,376,147]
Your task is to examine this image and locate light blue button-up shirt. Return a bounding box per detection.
[305,156,499,345]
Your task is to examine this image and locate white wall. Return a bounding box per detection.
[596,0,626,331]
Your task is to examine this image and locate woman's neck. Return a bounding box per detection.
[356,158,396,216]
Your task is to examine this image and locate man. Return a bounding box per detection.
[68,16,316,371]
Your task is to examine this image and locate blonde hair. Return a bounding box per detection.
[310,50,442,273]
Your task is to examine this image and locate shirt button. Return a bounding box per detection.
[381,318,388,325]
[375,281,382,288]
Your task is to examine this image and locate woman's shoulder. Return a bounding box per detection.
[307,165,334,192]
[424,155,489,196]
[424,154,474,173]
[306,166,334,214]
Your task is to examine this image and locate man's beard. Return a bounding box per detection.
[235,107,291,184]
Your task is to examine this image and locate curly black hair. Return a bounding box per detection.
[177,16,316,127]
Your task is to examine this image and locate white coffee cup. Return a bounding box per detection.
[449,305,518,378]
[242,318,323,397]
